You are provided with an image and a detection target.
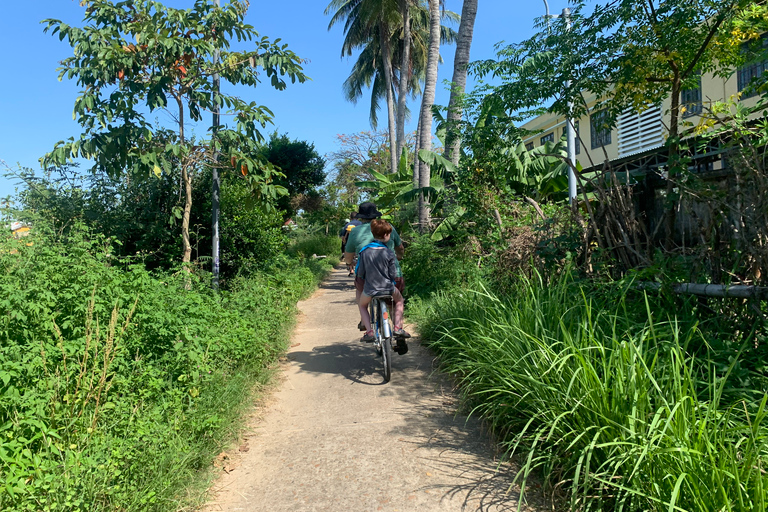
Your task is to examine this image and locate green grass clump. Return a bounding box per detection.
[413,272,768,511]
[0,225,333,511]
[287,234,341,263]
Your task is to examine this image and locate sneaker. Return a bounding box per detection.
[348,271,354,277]
[395,339,409,355]
[394,328,411,339]
[361,331,375,343]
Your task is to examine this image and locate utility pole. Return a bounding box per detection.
[543,1,577,205]
[211,0,221,289]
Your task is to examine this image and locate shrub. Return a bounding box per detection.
[0,222,331,511]
[287,233,341,261]
[401,235,483,300]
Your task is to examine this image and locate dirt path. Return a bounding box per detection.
[202,265,536,512]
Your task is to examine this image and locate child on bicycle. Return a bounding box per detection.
[355,219,409,353]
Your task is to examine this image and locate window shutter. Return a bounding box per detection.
[617,106,664,158]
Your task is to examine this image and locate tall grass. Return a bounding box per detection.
[414,273,768,511]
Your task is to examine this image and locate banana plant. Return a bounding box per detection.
[354,146,451,210]
[502,139,569,199]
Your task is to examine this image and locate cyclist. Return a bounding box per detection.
[344,203,410,339]
[355,219,408,353]
[339,212,361,276]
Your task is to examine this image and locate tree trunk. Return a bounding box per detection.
[380,21,399,175]
[443,0,477,168]
[396,0,411,165]
[176,95,193,268]
[417,0,441,232]
[413,115,420,188]
[181,166,193,265]
[663,65,682,250]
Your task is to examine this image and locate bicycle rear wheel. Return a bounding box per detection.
[378,300,393,382]
[371,300,382,356]
[381,335,392,382]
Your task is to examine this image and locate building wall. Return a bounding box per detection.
[521,69,763,170]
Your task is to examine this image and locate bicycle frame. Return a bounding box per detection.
[369,295,392,343]
[368,294,394,381]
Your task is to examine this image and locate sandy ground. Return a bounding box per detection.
[201,265,541,512]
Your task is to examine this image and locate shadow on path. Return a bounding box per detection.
[288,343,389,385]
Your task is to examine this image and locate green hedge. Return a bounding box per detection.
[0,225,330,511]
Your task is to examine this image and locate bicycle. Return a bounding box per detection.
[368,294,394,382]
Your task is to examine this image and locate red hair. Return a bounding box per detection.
[370,219,392,239]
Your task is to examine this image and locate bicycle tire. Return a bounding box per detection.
[381,335,392,382]
[378,300,393,382]
[371,300,382,356]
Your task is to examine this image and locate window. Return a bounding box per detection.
[617,106,663,158]
[574,121,580,155]
[590,109,612,149]
[681,75,702,117]
[540,132,554,145]
[525,142,534,151]
[737,34,768,98]
[562,121,580,154]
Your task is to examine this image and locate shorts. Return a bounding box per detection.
[355,276,404,294]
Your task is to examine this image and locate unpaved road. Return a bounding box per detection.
[202,265,538,512]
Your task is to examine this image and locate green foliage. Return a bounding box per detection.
[0,221,331,511]
[471,0,752,131]
[259,133,326,218]
[42,0,305,181]
[15,166,185,270]
[42,0,307,264]
[298,203,357,237]
[401,235,482,299]
[13,164,290,279]
[287,234,341,262]
[325,0,459,129]
[193,170,289,280]
[411,271,768,511]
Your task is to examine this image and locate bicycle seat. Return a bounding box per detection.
[371,294,393,300]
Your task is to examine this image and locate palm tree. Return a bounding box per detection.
[327,0,457,173]
[443,0,477,168]
[327,0,400,173]
[417,0,440,231]
[395,0,412,165]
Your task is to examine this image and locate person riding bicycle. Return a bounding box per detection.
[344,202,408,332]
[355,219,409,353]
[339,212,362,276]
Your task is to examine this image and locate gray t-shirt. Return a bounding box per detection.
[355,241,397,297]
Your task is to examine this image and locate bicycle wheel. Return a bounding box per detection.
[381,334,392,382]
[371,300,382,356]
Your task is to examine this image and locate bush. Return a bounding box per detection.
[13,167,290,280]
[411,271,768,511]
[287,233,341,261]
[0,222,331,511]
[401,235,483,300]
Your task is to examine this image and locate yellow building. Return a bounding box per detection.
[521,58,767,171]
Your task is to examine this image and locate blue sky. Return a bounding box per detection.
[0,0,551,199]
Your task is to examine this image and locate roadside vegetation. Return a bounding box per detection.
[0,220,336,510]
[406,244,767,510]
[4,0,768,510]
[1,2,340,509]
